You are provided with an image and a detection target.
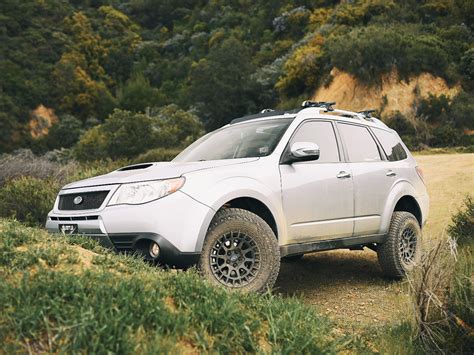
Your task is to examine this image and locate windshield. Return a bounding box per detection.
[173,118,293,162]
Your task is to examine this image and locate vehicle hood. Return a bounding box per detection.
[62,158,259,189]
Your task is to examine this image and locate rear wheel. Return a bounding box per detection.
[199,208,280,292]
[377,211,421,278]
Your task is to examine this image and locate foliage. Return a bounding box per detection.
[46,115,84,150]
[0,219,352,353]
[276,35,327,97]
[149,104,204,147]
[1,0,473,151]
[448,195,474,247]
[0,149,73,186]
[75,107,203,161]
[117,72,165,112]
[407,235,473,353]
[327,25,451,84]
[74,125,109,162]
[133,148,182,164]
[0,177,60,226]
[189,37,263,130]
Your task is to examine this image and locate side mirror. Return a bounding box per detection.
[284,142,320,164]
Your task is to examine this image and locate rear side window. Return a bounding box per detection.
[290,121,340,163]
[338,123,381,162]
[372,128,407,161]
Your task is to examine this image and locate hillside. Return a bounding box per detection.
[313,68,461,119]
[1,0,473,158]
[0,218,363,353]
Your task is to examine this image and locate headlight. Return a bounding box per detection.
[108,177,185,206]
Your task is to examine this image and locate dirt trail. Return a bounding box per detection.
[275,153,474,326]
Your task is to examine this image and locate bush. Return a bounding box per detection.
[0,149,74,186]
[102,109,155,159]
[429,124,463,147]
[0,177,60,226]
[327,25,451,84]
[133,148,182,164]
[149,104,204,147]
[46,114,84,150]
[74,125,109,161]
[407,236,473,353]
[75,107,204,161]
[74,109,154,161]
[448,195,473,247]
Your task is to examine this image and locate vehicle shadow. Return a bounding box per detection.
[274,249,406,324]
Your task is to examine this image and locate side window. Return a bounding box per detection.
[290,121,340,163]
[372,128,408,161]
[338,123,381,162]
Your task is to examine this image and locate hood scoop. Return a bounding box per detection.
[117,163,154,171]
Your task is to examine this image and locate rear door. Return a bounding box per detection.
[337,122,391,236]
[279,120,354,244]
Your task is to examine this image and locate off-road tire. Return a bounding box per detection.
[199,208,280,293]
[281,254,304,262]
[377,211,421,278]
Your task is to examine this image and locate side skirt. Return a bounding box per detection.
[280,234,386,257]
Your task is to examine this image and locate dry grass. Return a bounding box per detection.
[0,149,76,186]
[407,237,458,351]
[276,153,474,329]
[416,153,474,238]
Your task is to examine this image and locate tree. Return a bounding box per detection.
[117,73,165,112]
[149,104,204,147]
[189,37,260,130]
[46,115,83,150]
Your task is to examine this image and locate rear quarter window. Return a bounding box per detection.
[372,128,407,161]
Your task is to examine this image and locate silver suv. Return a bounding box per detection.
[47,102,429,292]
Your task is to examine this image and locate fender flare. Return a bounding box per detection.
[380,180,421,233]
[193,177,286,251]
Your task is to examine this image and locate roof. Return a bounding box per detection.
[229,102,389,129]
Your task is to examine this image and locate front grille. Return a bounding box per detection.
[50,215,99,221]
[109,234,136,251]
[58,191,109,210]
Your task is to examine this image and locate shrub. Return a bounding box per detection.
[276,35,327,97]
[407,237,472,353]
[102,109,154,159]
[46,114,84,150]
[148,104,204,147]
[0,149,74,186]
[448,195,473,247]
[133,147,182,164]
[0,177,60,226]
[429,124,462,147]
[74,108,200,161]
[327,25,450,84]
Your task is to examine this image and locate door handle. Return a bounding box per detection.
[337,171,351,179]
[386,170,397,177]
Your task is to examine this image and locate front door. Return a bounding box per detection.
[279,120,354,244]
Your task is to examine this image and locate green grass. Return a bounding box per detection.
[0,219,357,353]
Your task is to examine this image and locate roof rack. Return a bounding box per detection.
[301,101,336,111]
[357,109,376,121]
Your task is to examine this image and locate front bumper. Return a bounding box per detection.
[46,190,215,267]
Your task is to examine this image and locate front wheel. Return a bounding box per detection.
[377,211,421,278]
[199,208,280,292]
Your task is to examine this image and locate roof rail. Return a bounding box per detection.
[301,101,336,111]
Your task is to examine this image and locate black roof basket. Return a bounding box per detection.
[301,101,336,111]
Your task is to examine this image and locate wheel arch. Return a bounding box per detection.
[380,181,424,233]
[194,190,285,252]
[393,195,422,227]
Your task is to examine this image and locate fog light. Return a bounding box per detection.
[149,242,160,259]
